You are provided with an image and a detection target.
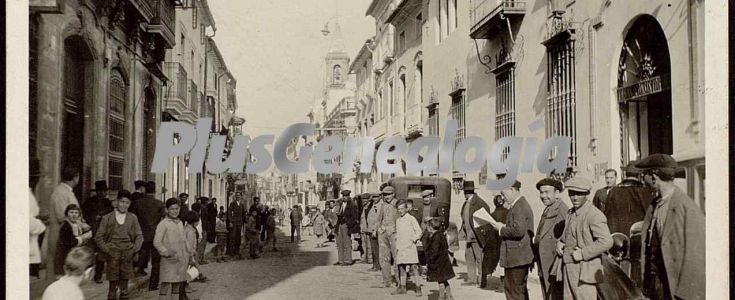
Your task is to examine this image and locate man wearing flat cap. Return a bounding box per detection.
[533,178,567,299]
[458,181,493,288]
[366,193,383,271]
[557,176,613,299]
[359,193,374,265]
[636,154,704,300]
[335,190,359,265]
[487,180,534,299]
[376,185,399,287]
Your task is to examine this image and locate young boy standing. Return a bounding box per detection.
[394,200,424,296]
[94,190,143,300]
[214,212,228,262]
[264,208,278,252]
[245,210,261,259]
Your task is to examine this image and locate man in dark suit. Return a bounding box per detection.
[458,181,493,287]
[335,190,359,265]
[533,178,567,300]
[129,180,146,215]
[605,160,656,235]
[131,181,165,290]
[592,169,617,212]
[228,193,246,259]
[82,180,113,283]
[489,180,534,300]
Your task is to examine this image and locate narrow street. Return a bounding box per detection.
[78,221,540,300]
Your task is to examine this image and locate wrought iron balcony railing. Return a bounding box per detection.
[164,62,188,117]
[470,0,527,39]
[143,0,176,49]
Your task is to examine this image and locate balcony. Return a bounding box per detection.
[143,0,176,49]
[369,117,387,143]
[164,62,188,118]
[129,0,155,22]
[470,0,527,39]
[405,104,422,137]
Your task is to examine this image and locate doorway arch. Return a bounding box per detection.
[616,15,672,165]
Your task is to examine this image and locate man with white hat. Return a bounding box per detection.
[556,176,613,299]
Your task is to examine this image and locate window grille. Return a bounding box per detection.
[450,92,466,147]
[545,37,577,169]
[109,71,126,191]
[495,68,516,160]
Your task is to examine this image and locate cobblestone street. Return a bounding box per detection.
[50,222,538,300]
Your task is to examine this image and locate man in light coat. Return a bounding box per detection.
[557,176,613,299]
[46,167,81,279]
[367,193,383,271]
[637,154,705,300]
[533,178,568,300]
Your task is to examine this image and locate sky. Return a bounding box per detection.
[208,0,375,138]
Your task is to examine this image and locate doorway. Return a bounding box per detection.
[62,36,92,200]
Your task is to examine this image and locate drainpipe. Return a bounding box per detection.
[203,26,217,196]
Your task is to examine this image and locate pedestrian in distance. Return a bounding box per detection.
[41,246,95,300]
[458,181,493,288]
[227,193,246,260]
[557,177,613,299]
[425,218,455,300]
[245,210,261,259]
[593,169,618,212]
[94,190,144,300]
[213,212,228,262]
[289,205,303,243]
[54,204,93,277]
[313,208,326,248]
[154,198,188,300]
[392,199,424,296]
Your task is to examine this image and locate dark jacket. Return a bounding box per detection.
[593,187,610,212]
[228,201,246,225]
[605,179,655,235]
[639,187,705,299]
[533,200,568,297]
[459,194,493,248]
[82,195,113,233]
[499,196,535,268]
[337,198,360,234]
[425,230,455,283]
[130,194,165,242]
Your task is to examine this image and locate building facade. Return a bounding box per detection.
[355,0,706,227]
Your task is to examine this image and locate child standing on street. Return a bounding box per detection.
[313,209,326,248]
[54,204,93,276]
[94,190,143,300]
[154,198,187,300]
[393,200,424,296]
[245,210,260,259]
[264,208,278,252]
[425,218,455,300]
[214,212,228,262]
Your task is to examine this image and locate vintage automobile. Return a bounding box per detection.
[384,176,452,265]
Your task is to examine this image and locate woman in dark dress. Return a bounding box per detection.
[425,218,455,300]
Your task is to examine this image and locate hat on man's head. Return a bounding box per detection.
[565,177,592,193]
[463,181,477,192]
[421,190,434,197]
[623,160,643,175]
[134,180,146,189]
[381,186,395,194]
[361,193,371,199]
[635,153,678,172]
[341,190,352,196]
[91,180,109,191]
[536,178,562,192]
[145,181,157,193]
[371,192,382,198]
[511,180,522,189]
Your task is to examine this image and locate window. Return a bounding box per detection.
[192,4,198,29]
[449,0,457,33]
[398,31,406,53]
[390,81,396,116]
[180,34,185,56]
[444,0,450,37]
[450,91,466,146]
[428,106,439,136]
[545,37,577,168]
[200,25,205,44]
[495,69,516,160]
[378,90,384,120]
[109,70,126,191]
[416,13,423,40]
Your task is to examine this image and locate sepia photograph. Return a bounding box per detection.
[9,0,729,299]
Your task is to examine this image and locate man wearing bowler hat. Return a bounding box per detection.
[488,180,534,299]
[636,154,704,300]
[557,176,613,299]
[83,180,114,283]
[533,178,567,299]
[458,181,493,288]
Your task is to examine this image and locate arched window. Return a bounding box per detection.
[108,69,127,191]
[333,65,342,83]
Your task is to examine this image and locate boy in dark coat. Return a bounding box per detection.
[425,218,455,300]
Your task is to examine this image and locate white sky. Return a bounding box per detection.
[209,0,375,137]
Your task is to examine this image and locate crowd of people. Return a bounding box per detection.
[30,152,705,300]
[30,163,286,300]
[288,153,705,300]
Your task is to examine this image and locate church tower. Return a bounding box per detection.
[325,22,350,89]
